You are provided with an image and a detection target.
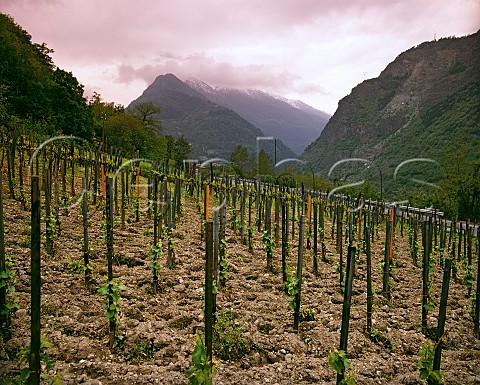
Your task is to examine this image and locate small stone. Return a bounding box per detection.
[306,369,321,382]
[173,284,186,292]
[285,353,293,364]
[267,351,280,363]
[251,352,262,366]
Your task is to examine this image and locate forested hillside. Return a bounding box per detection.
[302,31,480,221]
[0,14,93,139]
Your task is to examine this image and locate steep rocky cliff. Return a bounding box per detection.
[302,31,480,197]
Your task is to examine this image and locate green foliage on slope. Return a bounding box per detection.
[302,31,480,220]
[0,13,94,139]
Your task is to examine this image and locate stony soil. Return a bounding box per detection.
[1,185,479,384]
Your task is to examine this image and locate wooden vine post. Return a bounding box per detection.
[293,215,305,332]
[389,209,394,263]
[306,194,311,249]
[60,150,67,214]
[213,210,219,316]
[337,204,344,289]
[274,191,280,246]
[153,176,158,245]
[105,177,115,348]
[135,167,140,222]
[358,203,362,244]
[257,185,262,233]
[93,152,99,204]
[30,175,41,385]
[18,135,26,210]
[422,221,431,335]
[475,231,480,338]
[365,227,373,334]
[120,170,126,230]
[231,187,237,232]
[433,258,452,377]
[240,187,245,244]
[382,214,392,301]
[82,177,91,285]
[52,148,60,237]
[0,167,6,338]
[204,221,214,371]
[166,191,175,267]
[70,144,75,196]
[411,219,419,266]
[44,163,54,256]
[114,169,119,216]
[450,219,458,282]
[312,196,319,275]
[466,227,473,298]
[337,241,356,385]
[291,196,296,241]
[320,200,327,262]
[173,178,181,227]
[248,190,253,252]
[265,197,273,272]
[205,183,210,222]
[281,197,288,285]
[218,201,227,289]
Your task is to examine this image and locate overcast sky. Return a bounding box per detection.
[1,0,479,114]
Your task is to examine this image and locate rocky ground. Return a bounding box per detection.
[0,185,479,384]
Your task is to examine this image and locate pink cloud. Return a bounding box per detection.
[115,53,324,97]
[1,0,478,113]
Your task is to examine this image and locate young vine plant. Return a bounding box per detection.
[187,334,216,385]
[416,342,443,383]
[219,239,229,288]
[283,260,301,311]
[97,279,126,345]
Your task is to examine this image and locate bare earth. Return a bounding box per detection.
[1,189,479,384]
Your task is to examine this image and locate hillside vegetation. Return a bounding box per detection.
[302,31,480,221]
[0,14,93,139]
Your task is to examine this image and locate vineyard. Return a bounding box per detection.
[0,136,479,385]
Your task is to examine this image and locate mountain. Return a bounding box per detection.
[128,74,297,161]
[185,78,330,155]
[302,31,480,198]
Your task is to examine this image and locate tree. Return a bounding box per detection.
[258,149,274,177]
[0,14,95,139]
[164,135,175,168]
[104,114,144,157]
[51,68,94,138]
[230,145,252,178]
[433,143,480,221]
[129,102,162,134]
[173,134,192,166]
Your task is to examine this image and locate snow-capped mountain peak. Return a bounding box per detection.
[185,78,215,94]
